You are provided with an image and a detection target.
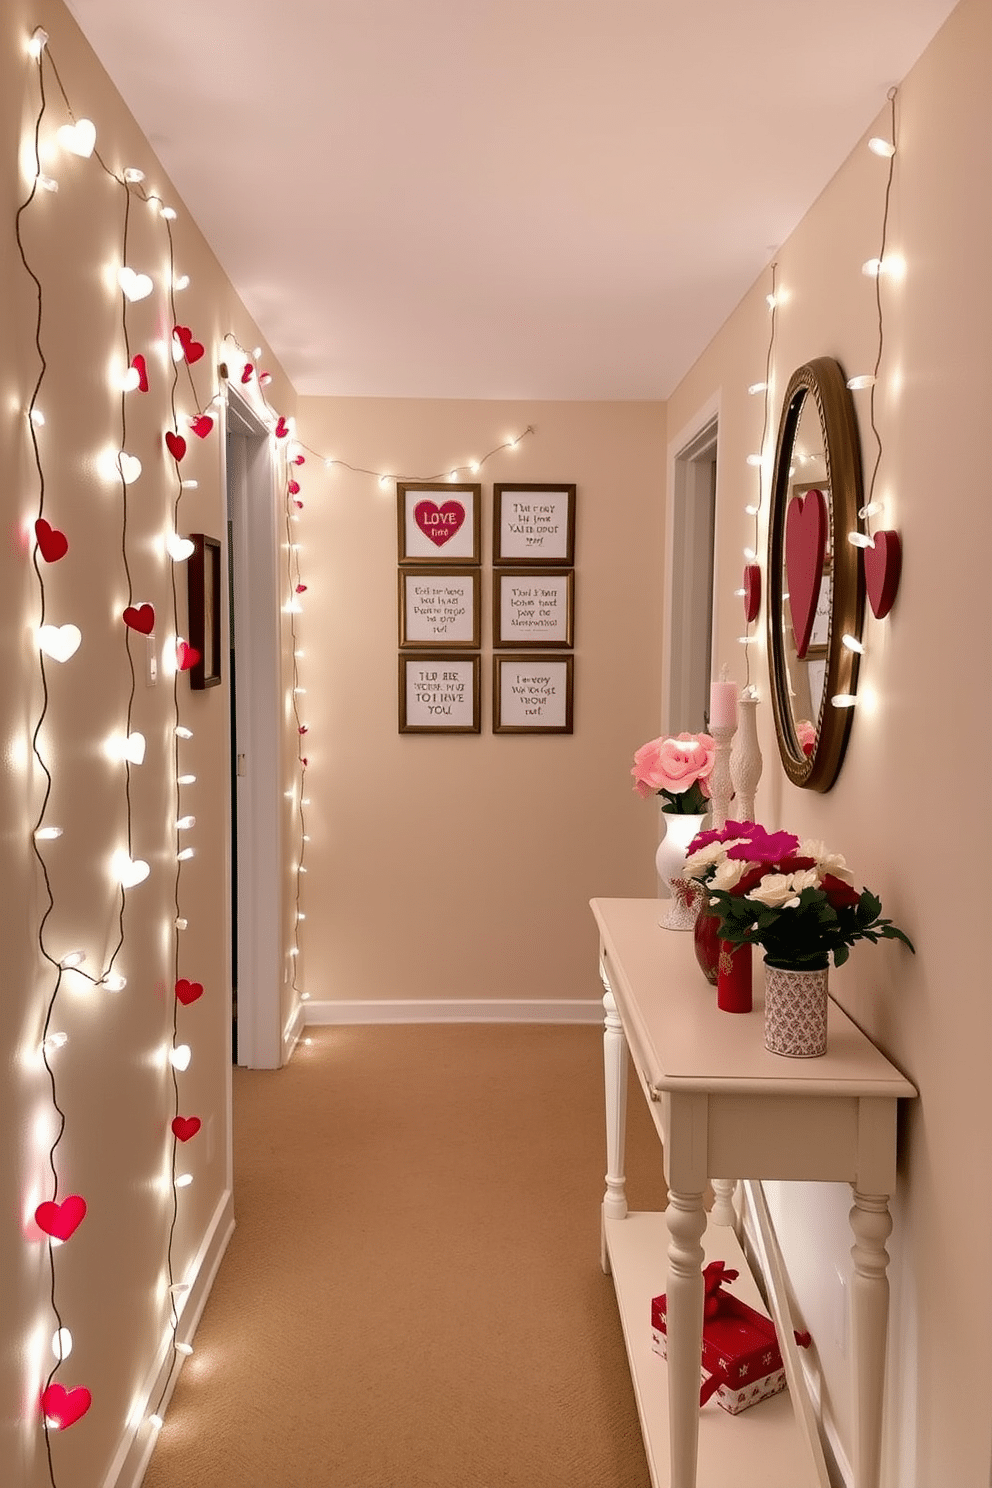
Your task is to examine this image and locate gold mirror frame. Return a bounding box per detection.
[766,357,865,791]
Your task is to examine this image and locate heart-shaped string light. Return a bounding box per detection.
[113,851,151,888]
[190,414,213,438]
[105,731,146,764]
[175,978,204,1006]
[172,324,204,365]
[171,1116,201,1142]
[117,452,142,484]
[167,534,195,561]
[130,353,149,392]
[56,118,96,157]
[35,1195,87,1242]
[164,431,187,462]
[35,518,69,562]
[41,1382,92,1430]
[122,603,155,635]
[38,624,81,662]
[176,640,200,672]
[118,267,153,301]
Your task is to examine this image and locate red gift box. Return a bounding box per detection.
[651,1260,809,1415]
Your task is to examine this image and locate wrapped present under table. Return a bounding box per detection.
[651,1260,810,1416]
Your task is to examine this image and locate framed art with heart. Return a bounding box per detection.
[493,483,575,564]
[397,482,481,564]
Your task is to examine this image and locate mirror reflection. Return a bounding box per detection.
[780,393,831,753]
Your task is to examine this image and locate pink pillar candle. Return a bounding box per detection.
[709,678,738,730]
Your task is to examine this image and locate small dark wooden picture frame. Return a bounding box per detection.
[187,533,222,689]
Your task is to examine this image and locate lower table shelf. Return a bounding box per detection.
[604,1210,816,1488]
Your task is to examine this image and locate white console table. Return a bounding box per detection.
[591,897,917,1488]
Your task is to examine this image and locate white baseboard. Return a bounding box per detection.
[283,999,306,1062]
[101,1188,235,1488]
[300,998,603,1025]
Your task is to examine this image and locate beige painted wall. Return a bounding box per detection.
[666,0,991,1481]
[295,397,666,1009]
[0,4,298,1484]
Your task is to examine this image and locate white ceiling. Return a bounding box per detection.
[64,0,958,401]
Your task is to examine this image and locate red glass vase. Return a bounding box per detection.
[717,941,753,1013]
[693,911,720,986]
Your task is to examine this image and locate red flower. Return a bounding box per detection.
[822,874,861,910]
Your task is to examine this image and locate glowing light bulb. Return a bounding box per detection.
[106,731,146,764]
[175,1342,193,1357]
[167,534,195,561]
[52,1329,73,1361]
[848,531,874,548]
[861,258,883,278]
[745,504,759,516]
[290,947,299,957]
[113,850,151,887]
[747,382,767,395]
[161,206,177,220]
[123,167,145,183]
[253,346,262,360]
[259,372,272,386]
[175,726,193,740]
[180,479,199,490]
[324,458,334,468]
[847,375,876,391]
[743,547,757,562]
[176,815,195,830]
[174,1174,193,1189]
[297,913,306,921]
[301,992,311,1001]
[734,588,746,598]
[746,453,763,467]
[34,826,63,840]
[175,917,188,930]
[117,452,142,484]
[171,1045,192,1072]
[868,136,895,158]
[173,274,190,291]
[57,119,96,158]
[178,774,196,785]
[169,1282,190,1297]
[149,1414,164,1431]
[469,461,480,474]
[304,1038,313,1047]
[832,694,858,708]
[28,29,49,57]
[302,798,311,806]
[859,501,884,519]
[378,476,390,488]
[177,847,195,861]
[44,1032,69,1052]
[101,973,127,992]
[738,635,754,645]
[298,866,307,875]
[842,635,866,654]
[37,175,58,193]
[766,293,777,308]
[120,367,141,392]
[302,834,310,843]
[30,408,45,426]
[60,951,86,969]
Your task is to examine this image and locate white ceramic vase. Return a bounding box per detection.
[763,961,829,1057]
[655,810,706,930]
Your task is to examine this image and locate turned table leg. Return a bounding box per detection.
[666,1188,707,1488]
[849,1188,893,1488]
[601,989,628,1272]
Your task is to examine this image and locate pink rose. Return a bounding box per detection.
[796,719,816,757]
[631,732,715,799]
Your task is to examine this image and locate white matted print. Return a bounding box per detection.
[399,568,480,648]
[399,653,480,733]
[493,484,575,564]
[398,482,481,564]
[494,569,573,648]
[494,655,573,734]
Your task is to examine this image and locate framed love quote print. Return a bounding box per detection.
[399,568,480,649]
[399,653,481,733]
[397,482,481,565]
[493,569,574,648]
[493,655,573,734]
[493,483,575,565]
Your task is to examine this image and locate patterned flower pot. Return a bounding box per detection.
[763,961,828,1057]
[655,812,706,930]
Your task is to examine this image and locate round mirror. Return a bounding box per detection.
[766,357,865,791]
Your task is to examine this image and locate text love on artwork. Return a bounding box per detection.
[414,500,466,548]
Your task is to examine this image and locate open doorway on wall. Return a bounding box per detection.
[665,417,718,734]
[225,391,284,1069]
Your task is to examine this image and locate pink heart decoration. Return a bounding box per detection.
[784,488,828,659]
[131,354,149,392]
[274,417,290,439]
[743,563,761,624]
[175,978,204,1006]
[299,725,308,735]
[864,530,902,620]
[35,1194,87,1241]
[287,480,300,495]
[293,500,304,511]
[165,431,187,462]
[292,454,305,467]
[191,415,214,439]
[173,325,205,364]
[295,584,307,594]
[177,641,200,672]
[241,363,254,384]
[172,1115,201,1142]
[35,518,69,563]
[41,1383,92,1430]
[413,500,466,548]
[123,603,155,635]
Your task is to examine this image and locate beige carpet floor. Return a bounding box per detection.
[141,1023,669,1487]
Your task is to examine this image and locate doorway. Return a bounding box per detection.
[225,391,284,1069]
[664,415,718,733]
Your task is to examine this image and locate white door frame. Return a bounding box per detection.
[224,389,284,1069]
[662,395,721,734]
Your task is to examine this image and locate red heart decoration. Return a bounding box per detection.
[864,530,902,620]
[295,584,307,594]
[300,757,308,768]
[413,500,466,548]
[131,354,149,392]
[191,415,214,439]
[287,480,300,495]
[299,725,308,735]
[35,1194,87,1241]
[241,363,254,384]
[172,1115,201,1142]
[292,454,305,467]
[743,564,761,623]
[173,325,205,364]
[41,1383,92,1430]
[165,431,187,462]
[35,518,69,563]
[177,641,200,672]
[293,500,304,511]
[123,603,155,635]
[785,488,828,659]
[175,978,204,1006]
[274,417,289,439]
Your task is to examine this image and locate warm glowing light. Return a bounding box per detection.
[170,1045,192,1072]
[167,534,195,561]
[745,453,764,467]
[737,635,755,645]
[297,913,306,921]
[149,1415,164,1431]
[118,267,153,301]
[848,531,874,548]
[34,826,63,840]
[176,815,195,831]
[123,167,145,183]
[747,382,767,395]
[175,917,188,930]
[378,476,390,489]
[859,501,884,519]
[743,547,757,562]
[177,847,195,861]
[57,119,96,158]
[101,973,127,992]
[44,1032,69,1052]
[766,293,777,308]
[175,1342,194,1357]
[28,28,49,58]
[846,375,876,391]
[174,1175,193,1189]
[120,367,141,392]
[290,947,300,957]
[30,408,45,426]
[178,774,196,785]
[175,726,193,740]
[861,258,884,278]
[745,504,759,516]
[868,136,895,158]
[52,1329,73,1361]
[38,175,58,193]
[173,274,190,291]
[117,452,142,484]
[180,479,199,490]
[105,731,146,764]
[160,206,177,220]
[301,992,311,1001]
[842,634,866,654]
[831,694,858,708]
[60,951,86,969]
[169,1282,190,1297]
[113,850,151,887]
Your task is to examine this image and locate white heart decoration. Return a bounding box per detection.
[166,534,195,561]
[117,453,142,484]
[118,267,153,302]
[113,851,150,888]
[171,1044,192,1072]
[57,119,96,158]
[119,732,146,764]
[120,367,141,392]
[38,624,82,662]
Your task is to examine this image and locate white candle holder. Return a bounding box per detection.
[708,722,735,830]
[730,694,763,824]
